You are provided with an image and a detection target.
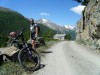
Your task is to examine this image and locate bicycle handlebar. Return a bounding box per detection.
[10,28,25,45]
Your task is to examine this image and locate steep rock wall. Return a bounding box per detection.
[76,0,100,49]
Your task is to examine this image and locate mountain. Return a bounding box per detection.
[0,6,15,12]
[36,18,76,40]
[36,18,69,33]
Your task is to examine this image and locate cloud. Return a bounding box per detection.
[40,12,50,16]
[70,5,85,15]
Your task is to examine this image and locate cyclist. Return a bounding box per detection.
[29,18,39,50]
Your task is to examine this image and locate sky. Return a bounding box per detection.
[0,0,85,26]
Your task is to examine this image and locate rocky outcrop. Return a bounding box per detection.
[0,46,19,61]
[76,0,100,50]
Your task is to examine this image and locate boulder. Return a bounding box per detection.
[0,46,19,61]
[27,37,45,47]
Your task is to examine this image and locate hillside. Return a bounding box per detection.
[0,8,30,47]
[37,23,56,39]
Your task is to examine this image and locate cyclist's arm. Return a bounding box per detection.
[35,26,38,37]
[30,31,31,39]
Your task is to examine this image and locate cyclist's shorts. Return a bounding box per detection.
[31,32,35,40]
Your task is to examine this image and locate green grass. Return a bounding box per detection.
[76,39,86,45]
[0,61,24,75]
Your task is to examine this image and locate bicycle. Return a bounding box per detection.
[9,28,40,71]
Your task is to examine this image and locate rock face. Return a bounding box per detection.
[76,0,100,50]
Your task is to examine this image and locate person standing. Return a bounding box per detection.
[29,18,39,50]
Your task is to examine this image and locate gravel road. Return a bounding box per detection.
[29,41,100,75]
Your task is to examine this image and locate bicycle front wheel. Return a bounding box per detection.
[18,48,40,71]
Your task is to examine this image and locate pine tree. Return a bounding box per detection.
[65,33,71,40]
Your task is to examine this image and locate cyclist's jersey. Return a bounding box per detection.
[30,23,38,33]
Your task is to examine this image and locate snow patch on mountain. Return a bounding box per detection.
[65,25,75,30]
[41,18,48,23]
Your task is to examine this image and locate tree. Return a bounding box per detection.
[74,0,90,6]
[65,33,71,40]
[74,0,82,3]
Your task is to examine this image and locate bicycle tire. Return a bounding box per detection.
[18,48,40,71]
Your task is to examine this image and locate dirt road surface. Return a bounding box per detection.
[3,41,100,75]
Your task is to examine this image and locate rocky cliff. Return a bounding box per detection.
[76,0,100,50]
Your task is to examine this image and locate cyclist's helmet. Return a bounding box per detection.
[9,32,16,37]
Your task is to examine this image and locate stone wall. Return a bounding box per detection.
[76,0,100,50]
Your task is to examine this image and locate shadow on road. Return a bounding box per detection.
[23,64,46,75]
[39,64,46,69]
[34,64,45,72]
[40,51,53,54]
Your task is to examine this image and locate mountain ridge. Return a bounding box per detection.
[36,18,70,33]
[0,6,15,12]
[36,18,76,40]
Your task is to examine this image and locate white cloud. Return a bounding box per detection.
[70,5,85,15]
[40,12,50,16]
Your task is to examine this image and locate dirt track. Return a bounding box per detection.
[23,41,100,75]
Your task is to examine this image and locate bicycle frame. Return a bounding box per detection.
[9,28,40,71]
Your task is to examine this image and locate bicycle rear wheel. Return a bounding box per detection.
[18,48,40,71]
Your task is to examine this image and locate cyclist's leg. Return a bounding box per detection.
[32,40,36,50]
[31,33,36,50]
